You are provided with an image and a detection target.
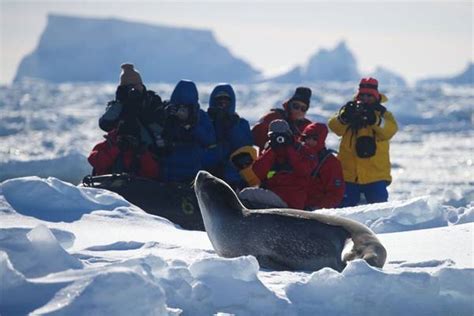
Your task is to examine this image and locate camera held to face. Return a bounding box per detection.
[339,101,377,129]
[269,132,293,148]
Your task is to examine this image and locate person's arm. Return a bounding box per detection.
[99,101,123,132]
[372,110,398,141]
[286,145,317,176]
[328,113,348,137]
[230,118,254,150]
[193,110,217,147]
[251,112,280,151]
[88,138,120,175]
[313,157,345,209]
[252,149,276,181]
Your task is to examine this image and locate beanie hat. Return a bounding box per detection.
[289,87,312,107]
[119,63,143,86]
[357,77,380,100]
[268,119,292,135]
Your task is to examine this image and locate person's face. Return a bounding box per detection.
[358,93,377,105]
[176,105,190,121]
[289,101,307,120]
[215,96,231,109]
[304,134,318,147]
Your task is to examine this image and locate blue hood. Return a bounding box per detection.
[209,84,236,114]
[170,80,200,110]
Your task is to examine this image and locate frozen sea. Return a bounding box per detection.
[0,79,473,315]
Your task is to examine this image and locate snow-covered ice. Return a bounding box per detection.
[0,80,473,315]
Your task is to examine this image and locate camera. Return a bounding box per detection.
[340,101,376,129]
[276,135,286,144]
[269,132,292,148]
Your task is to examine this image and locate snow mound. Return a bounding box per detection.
[454,205,474,225]
[318,196,473,233]
[0,251,70,315]
[0,176,133,222]
[32,268,179,316]
[0,225,83,278]
[0,250,27,290]
[0,152,91,185]
[189,256,288,315]
[286,259,474,316]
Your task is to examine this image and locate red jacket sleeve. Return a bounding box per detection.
[251,112,282,152]
[88,139,120,175]
[313,156,345,209]
[252,149,276,181]
[286,146,318,176]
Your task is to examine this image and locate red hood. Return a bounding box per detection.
[300,123,328,152]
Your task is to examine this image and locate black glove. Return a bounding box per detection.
[117,135,139,151]
[374,103,387,115]
[361,106,377,126]
[128,88,143,103]
[165,103,179,117]
[269,132,293,149]
[338,101,357,124]
[115,85,129,102]
[208,107,227,122]
[231,152,254,170]
[141,93,164,125]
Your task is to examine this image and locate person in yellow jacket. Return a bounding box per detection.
[328,77,398,206]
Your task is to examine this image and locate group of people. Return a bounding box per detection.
[88,63,398,209]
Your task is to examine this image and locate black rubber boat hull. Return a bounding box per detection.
[81,174,205,231]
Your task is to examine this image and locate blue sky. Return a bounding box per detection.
[1,0,472,84]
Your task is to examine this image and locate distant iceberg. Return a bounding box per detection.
[271,41,360,83]
[366,66,407,87]
[14,14,260,83]
[417,62,473,85]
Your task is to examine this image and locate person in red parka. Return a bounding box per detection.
[252,87,313,152]
[88,120,160,179]
[252,119,316,209]
[301,123,345,209]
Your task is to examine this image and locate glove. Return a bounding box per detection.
[361,107,377,126]
[128,88,143,102]
[231,152,254,170]
[269,132,293,149]
[154,135,166,148]
[165,103,179,117]
[208,107,227,122]
[338,101,357,124]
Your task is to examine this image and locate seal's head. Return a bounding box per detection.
[194,171,244,218]
[343,233,387,268]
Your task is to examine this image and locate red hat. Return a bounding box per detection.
[357,77,380,100]
[301,123,328,152]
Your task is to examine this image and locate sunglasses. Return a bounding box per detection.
[290,102,308,112]
[359,93,375,98]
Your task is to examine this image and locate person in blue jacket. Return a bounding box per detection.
[204,84,254,189]
[160,80,216,182]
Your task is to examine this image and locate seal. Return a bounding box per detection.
[194,171,386,272]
